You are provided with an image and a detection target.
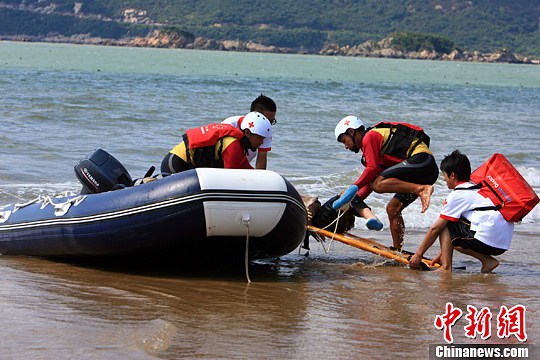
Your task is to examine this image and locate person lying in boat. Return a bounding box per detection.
[332,116,438,249]
[222,94,277,169]
[161,111,271,174]
[409,150,514,273]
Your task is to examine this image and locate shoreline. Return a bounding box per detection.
[3,33,538,65]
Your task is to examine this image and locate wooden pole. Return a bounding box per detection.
[307,225,439,270]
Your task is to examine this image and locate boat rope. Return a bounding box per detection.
[322,209,342,253]
[13,192,86,215]
[0,210,12,224]
[309,209,348,253]
[1,192,87,223]
[241,213,252,283]
[47,195,87,216]
[12,197,40,212]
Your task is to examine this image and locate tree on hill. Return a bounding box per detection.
[0,0,538,56]
[389,32,457,54]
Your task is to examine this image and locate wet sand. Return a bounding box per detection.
[1,225,537,359]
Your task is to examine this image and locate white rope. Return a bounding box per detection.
[317,207,348,231]
[36,193,86,216]
[10,192,86,217]
[0,210,12,224]
[13,197,40,212]
[241,213,252,284]
[310,208,349,253]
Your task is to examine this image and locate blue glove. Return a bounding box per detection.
[332,185,359,210]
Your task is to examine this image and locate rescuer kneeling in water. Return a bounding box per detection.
[409,150,514,273]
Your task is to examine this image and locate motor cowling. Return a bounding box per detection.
[74,149,133,194]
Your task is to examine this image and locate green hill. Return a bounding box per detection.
[1,0,539,56]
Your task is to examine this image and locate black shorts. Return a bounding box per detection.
[380,153,439,207]
[161,153,191,174]
[350,196,370,210]
[448,218,506,256]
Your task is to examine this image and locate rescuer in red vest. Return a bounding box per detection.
[222,94,277,169]
[161,112,271,174]
[333,115,439,250]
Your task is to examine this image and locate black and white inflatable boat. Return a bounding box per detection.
[0,150,307,265]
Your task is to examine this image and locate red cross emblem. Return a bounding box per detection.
[249,121,255,128]
[344,120,350,126]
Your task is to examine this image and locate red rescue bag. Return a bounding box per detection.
[470,153,539,222]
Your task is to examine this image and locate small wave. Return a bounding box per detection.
[518,166,540,187]
[351,258,400,269]
[0,182,81,204]
[293,165,539,228]
[136,319,177,355]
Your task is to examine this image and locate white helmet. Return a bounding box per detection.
[334,115,364,141]
[241,111,272,138]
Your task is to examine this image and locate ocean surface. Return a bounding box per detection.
[1,41,539,359]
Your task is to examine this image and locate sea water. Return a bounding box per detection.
[0,41,539,359]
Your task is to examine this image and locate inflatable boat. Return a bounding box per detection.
[0,150,307,266]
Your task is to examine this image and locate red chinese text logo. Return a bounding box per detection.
[434,302,527,344]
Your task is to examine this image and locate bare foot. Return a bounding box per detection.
[481,257,499,273]
[430,254,443,267]
[418,185,434,213]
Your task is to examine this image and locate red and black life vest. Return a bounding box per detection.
[183,123,245,168]
[369,121,430,159]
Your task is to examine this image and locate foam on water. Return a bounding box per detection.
[294,165,540,229]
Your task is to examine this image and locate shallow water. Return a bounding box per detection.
[1,226,538,359]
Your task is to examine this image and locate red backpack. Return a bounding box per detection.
[470,153,539,222]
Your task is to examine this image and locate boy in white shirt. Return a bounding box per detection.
[409,150,514,273]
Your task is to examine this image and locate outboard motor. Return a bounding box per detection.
[74,149,133,194]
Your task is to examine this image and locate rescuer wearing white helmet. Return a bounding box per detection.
[334,115,365,153]
[333,115,438,250]
[222,94,277,169]
[160,112,271,174]
[331,115,384,231]
[239,111,272,152]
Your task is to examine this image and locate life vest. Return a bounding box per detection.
[369,122,430,159]
[183,123,246,168]
[455,153,539,222]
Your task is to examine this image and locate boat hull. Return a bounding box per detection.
[0,169,307,263]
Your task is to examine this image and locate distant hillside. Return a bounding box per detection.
[1,0,539,57]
